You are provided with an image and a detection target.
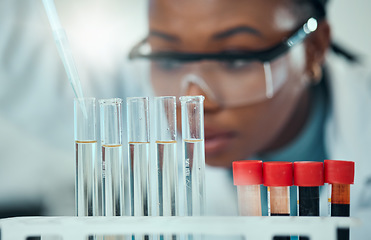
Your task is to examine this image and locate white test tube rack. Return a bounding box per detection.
[6,97,359,240]
[0,216,360,240]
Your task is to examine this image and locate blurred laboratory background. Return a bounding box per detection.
[0,0,370,218]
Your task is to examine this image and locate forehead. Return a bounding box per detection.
[149,0,299,38]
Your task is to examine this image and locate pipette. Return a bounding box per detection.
[42,0,87,116]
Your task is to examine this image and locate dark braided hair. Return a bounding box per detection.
[290,0,358,62]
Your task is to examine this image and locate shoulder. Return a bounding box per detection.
[325,52,371,124]
[324,51,371,170]
[325,54,371,233]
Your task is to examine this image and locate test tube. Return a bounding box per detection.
[324,160,355,240]
[99,98,123,217]
[127,97,151,217]
[180,95,206,216]
[263,161,292,240]
[294,161,324,240]
[232,160,262,216]
[155,96,179,217]
[74,98,99,216]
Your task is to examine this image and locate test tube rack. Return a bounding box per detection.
[0,216,360,240]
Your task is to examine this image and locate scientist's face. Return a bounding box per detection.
[148,0,329,167]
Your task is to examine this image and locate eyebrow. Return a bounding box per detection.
[148,25,260,42]
[149,30,180,42]
[213,25,261,39]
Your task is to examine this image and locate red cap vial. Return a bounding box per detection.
[324,159,355,184]
[294,161,324,186]
[233,160,263,186]
[263,161,293,187]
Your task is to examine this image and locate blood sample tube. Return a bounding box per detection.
[263,161,292,240]
[294,161,324,240]
[232,160,262,216]
[324,160,355,240]
[294,161,324,216]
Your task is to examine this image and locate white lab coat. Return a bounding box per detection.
[204,52,371,238]
[325,52,371,238]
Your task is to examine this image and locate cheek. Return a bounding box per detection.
[207,102,283,163]
[232,47,309,154]
[231,102,283,153]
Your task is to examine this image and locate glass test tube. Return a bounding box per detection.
[127,97,150,217]
[294,161,324,240]
[180,95,206,216]
[155,96,179,217]
[232,160,262,216]
[263,161,292,240]
[74,98,99,216]
[100,98,123,217]
[325,160,355,240]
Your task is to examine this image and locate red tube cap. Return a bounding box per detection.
[324,160,355,184]
[263,162,293,187]
[233,160,263,185]
[294,161,324,186]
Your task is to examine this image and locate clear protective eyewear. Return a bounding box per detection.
[129,16,323,107]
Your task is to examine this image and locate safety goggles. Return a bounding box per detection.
[129,17,322,107]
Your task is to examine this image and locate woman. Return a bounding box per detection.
[130,0,371,237]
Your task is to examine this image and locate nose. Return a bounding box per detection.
[180,74,220,111]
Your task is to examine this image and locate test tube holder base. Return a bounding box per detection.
[0,216,360,240]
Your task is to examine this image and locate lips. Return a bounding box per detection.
[204,127,236,156]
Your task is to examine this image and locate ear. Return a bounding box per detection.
[304,20,331,81]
